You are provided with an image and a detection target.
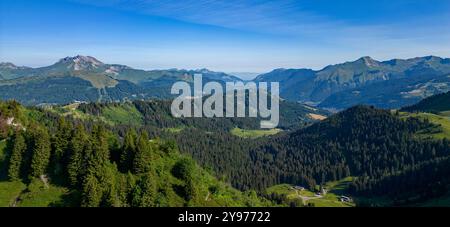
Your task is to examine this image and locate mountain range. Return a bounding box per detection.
[1,55,450,109]
[256,56,450,109]
[0,56,242,105]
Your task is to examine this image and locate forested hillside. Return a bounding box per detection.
[246,106,450,205]
[1,100,450,207]
[401,91,450,113]
[0,101,270,207]
[56,99,328,131]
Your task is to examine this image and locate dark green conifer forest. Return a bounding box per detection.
[0,98,449,207]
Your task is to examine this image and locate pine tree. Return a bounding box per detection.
[29,127,51,178]
[132,132,153,174]
[99,162,120,207]
[67,124,89,187]
[80,125,114,207]
[120,129,137,172]
[137,172,157,206]
[90,125,110,165]
[51,117,71,176]
[172,158,198,201]
[8,132,26,181]
[172,157,196,181]
[131,172,156,207]
[116,172,136,207]
[184,177,199,202]
[81,173,103,207]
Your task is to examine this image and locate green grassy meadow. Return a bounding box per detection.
[231,127,282,139]
[265,177,355,207]
[399,112,450,140]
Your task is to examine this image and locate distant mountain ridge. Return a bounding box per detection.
[0,55,242,105]
[401,91,450,113]
[255,56,450,109]
[1,55,450,108]
[0,55,242,86]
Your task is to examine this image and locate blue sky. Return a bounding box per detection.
[1,0,450,75]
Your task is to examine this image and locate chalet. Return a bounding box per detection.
[340,196,352,202]
[291,186,305,191]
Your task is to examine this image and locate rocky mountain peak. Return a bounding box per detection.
[357,56,379,67]
[0,62,19,69]
[58,55,104,71]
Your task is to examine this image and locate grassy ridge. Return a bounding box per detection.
[50,103,144,126]
[101,104,143,126]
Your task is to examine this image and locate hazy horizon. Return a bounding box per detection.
[2,54,450,80]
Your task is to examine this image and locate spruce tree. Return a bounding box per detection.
[131,172,156,207]
[89,125,110,170]
[172,158,198,201]
[132,132,153,174]
[80,125,113,207]
[99,162,120,207]
[29,127,51,178]
[8,132,26,181]
[67,124,89,187]
[120,129,137,172]
[137,172,156,207]
[81,173,103,207]
[51,117,71,176]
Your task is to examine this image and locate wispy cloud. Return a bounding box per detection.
[70,0,450,45]
[70,0,350,36]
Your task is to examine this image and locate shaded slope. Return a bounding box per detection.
[401,91,450,113]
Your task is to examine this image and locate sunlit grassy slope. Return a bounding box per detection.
[0,181,27,207]
[265,177,355,207]
[231,127,282,139]
[399,112,450,140]
[14,180,74,207]
[47,103,144,126]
